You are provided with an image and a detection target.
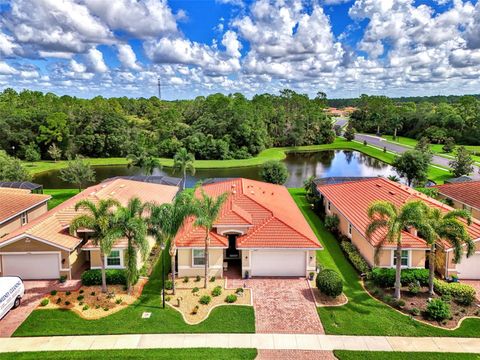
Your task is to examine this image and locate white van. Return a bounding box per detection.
[0,277,25,320]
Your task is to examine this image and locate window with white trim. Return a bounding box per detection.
[193,249,205,266]
[327,201,331,211]
[20,212,28,225]
[107,250,121,266]
[393,250,409,267]
[348,223,352,235]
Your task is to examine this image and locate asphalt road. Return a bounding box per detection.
[354,133,480,181]
[333,117,348,128]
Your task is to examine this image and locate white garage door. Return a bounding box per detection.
[2,254,60,280]
[251,250,306,277]
[456,253,480,280]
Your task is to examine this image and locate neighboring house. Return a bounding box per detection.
[0,188,50,238]
[0,179,179,280]
[175,178,321,278]
[435,181,480,220]
[316,177,480,279]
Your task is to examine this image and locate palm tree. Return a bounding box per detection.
[147,192,195,295]
[113,197,149,292]
[70,199,120,293]
[422,208,474,295]
[194,189,228,288]
[173,148,195,190]
[127,152,161,176]
[366,200,430,300]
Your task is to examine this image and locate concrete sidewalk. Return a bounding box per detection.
[1,334,480,353]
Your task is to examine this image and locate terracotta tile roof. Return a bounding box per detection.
[435,181,480,210]
[0,188,50,225]
[0,179,179,251]
[175,178,321,249]
[317,177,480,250]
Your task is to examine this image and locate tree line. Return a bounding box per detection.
[0,88,334,162]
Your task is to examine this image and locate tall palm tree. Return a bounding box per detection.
[173,148,195,190]
[113,197,149,292]
[147,192,195,295]
[194,189,228,288]
[70,199,120,293]
[127,152,161,176]
[422,208,474,295]
[367,200,430,300]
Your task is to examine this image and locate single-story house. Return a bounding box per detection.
[0,178,179,280]
[174,178,321,278]
[0,188,50,238]
[435,180,480,220]
[316,177,480,279]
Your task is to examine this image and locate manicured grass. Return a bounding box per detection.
[25,138,452,184]
[0,349,257,360]
[14,250,255,336]
[383,135,480,164]
[289,188,480,337]
[44,189,78,209]
[335,351,480,360]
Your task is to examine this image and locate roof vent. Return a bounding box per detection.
[389,191,396,195]
[120,184,125,188]
[376,184,382,188]
[250,190,255,195]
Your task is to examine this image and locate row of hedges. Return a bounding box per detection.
[340,241,370,274]
[369,268,430,288]
[434,279,477,306]
[81,269,130,286]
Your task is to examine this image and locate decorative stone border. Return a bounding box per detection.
[307,278,349,307]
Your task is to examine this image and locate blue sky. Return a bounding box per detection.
[0,0,479,99]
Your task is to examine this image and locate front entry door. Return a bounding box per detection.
[226,235,239,258]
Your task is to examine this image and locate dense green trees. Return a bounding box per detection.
[0,89,334,162]
[260,160,289,184]
[449,146,475,177]
[59,156,96,191]
[349,94,480,145]
[392,150,431,186]
[0,150,31,181]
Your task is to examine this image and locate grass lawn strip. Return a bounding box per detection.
[0,349,257,360]
[289,188,480,337]
[44,189,79,209]
[13,248,255,336]
[334,351,480,360]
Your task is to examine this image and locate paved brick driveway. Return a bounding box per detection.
[0,280,80,337]
[256,350,336,359]
[228,278,324,334]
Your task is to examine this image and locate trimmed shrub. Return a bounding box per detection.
[81,269,131,286]
[65,301,71,306]
[192,287,199,294]
[370,268,429,288]
[164,280,173,290]
[116,298,122,304]
[199,295,211,305]
[77,295,84,301]
[236,287,244,294]
[79,290,84,294]
[324,215,340,233]
[225,294,238,303]
[433,279,476,306]
[183,277,189,283]
[408,281,421,295]
[82,305,89,311]
[426,299,451,321]
[65,291,71,296]
[316,269,343,298]
[410,307,420,316]
[56,298,62,304]
[212,286,222,297]
[340,241,370,274]
[40,298,49,306]
[50,290,57,296]
[210,276,216,282]
[195,275,201,282]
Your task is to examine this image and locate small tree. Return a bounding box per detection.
[415,137,431,154]
[23,143,41,162]
[127,152,161,176]
[449,146,474,178]
[344,124,356,141]
[0,150,31,182]
[60,156,96,192]
[442,138,455,153]
[392,150,430,186]
[260,160,288,184]
[173,148,195,190]
[48,143,62,162]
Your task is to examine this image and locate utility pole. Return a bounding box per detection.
[157,76,161,100]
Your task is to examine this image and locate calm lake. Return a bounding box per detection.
[33,150,400,189]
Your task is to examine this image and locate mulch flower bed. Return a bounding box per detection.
[365,281,480,328]
[309,279,348,306]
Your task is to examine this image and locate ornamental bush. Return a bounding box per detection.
[370,268,429,288]
[324,215,340,233]
[40,298,49,306]
[260,160,288,185]
[212,286,222,297]
[340,241,370,274]
[433,279,476,306]
[199,295,211,305]
[426,299,451,321]
[316,269,343,298]
[81,269,131,286]
[225,294,238,303]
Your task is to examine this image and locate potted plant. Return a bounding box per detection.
[244,270,250,279]
[309,272,315,281]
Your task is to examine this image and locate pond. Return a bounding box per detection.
[33,150,400,189]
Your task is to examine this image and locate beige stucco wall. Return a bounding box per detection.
[69,248,86,277]
[0,202,48,237]
[177,248,224,278]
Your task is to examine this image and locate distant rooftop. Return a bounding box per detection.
[0,181,43,193]
[102,175,182,187]
[445,175,473,184]
[313,176,377,186]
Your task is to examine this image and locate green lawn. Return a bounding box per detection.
[289,188,480,337]
[26,138,452,184]
[335,351,480,360]
[0,349,257,360]
[14,248,255,336]
[44,189,78,209]
[383,135,480,164]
